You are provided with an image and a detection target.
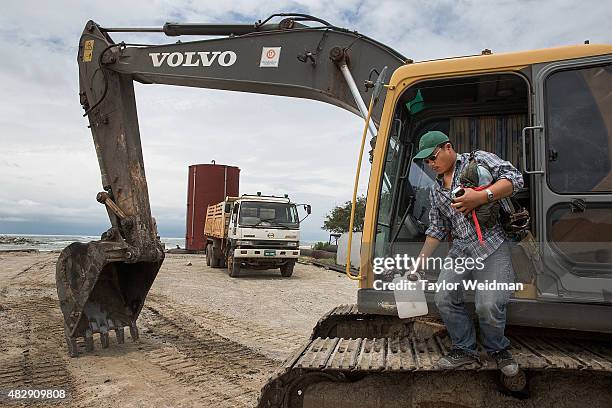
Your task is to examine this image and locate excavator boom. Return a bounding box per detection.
[58,15,406,356]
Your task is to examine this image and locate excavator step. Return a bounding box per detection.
[292,334,612,372]
[258,305,612,408]
[308,304,612,371]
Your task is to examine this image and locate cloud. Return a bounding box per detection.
[1,1,611,242]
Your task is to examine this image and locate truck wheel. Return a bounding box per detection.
[280,261,295,277]
[228,254,240,278]
[210,247,220,268]
[206,244,211,266]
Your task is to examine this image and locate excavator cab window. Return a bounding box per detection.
[542,62,612,272]
[545,63,612,193]
[374,73,530,278]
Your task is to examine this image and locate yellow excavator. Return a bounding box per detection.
[57,13,612,407]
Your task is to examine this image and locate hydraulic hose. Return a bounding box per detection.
[345,94,376,281]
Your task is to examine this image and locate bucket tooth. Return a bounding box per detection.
[116,327,125,344]
[107,319,116,331]
[66,336,78,358]
[129,322,139,341]
[85,330,94,352]
[100,331,110,349]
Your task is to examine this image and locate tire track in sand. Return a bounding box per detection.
[140,304,282,408]
[0,296,75,406]
[147,294,304,360]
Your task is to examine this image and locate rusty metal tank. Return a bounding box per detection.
[185,163,240,251]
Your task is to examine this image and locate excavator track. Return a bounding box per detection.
[259,304,612,408]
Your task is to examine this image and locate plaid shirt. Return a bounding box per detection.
[425,150,524,260]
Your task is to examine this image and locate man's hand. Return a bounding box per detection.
[411,236,442,278]
[451,188,487,215]
[405,254,426,280]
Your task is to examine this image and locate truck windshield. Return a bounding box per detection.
[239,201,299,229]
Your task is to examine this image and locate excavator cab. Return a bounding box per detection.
[364,72,532,290]
[358,52,612,325]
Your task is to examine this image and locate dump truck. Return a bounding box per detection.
[56,13,612,407]
[204,194,309,277]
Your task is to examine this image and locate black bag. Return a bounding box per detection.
[459,152,500,229]
[460,151,530,238]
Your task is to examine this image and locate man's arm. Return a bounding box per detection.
[452,151,524,215]
[452,179,513,215]
[420,235,443,258]
[481,150,524,199]
[485,178,514,201]
[413,189,448,272]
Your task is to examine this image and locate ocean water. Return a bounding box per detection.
[0,234,184,252]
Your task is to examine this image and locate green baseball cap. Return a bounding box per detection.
[413,131,450,160]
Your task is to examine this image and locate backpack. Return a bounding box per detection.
[460,151,530,239]
[459,151,500,229]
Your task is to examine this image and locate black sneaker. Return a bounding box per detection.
[491,349,519,377]
[437,348,479,369]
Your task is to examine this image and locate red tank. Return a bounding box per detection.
[185,163,240,251]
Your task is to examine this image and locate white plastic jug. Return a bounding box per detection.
[393,274,429,319]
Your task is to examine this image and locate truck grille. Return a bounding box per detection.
[249,240,295,248]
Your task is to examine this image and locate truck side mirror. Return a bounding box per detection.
[224,203,231,213]
[298,204,311,224]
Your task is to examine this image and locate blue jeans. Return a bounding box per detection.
[434,243,515,354]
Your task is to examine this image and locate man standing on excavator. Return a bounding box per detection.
[411,130,523,377]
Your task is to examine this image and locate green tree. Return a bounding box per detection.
[322,195,366,233]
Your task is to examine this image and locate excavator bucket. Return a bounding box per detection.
[56,241,163,357]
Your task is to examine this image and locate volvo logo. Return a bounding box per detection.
[149,51,237,68]
[267,233,275,238]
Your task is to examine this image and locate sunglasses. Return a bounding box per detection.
[424,145,444,164]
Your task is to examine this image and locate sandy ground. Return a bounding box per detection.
[0,251,356,407]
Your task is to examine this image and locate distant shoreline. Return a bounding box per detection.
[0,234,319,252]
[0,234,184,252]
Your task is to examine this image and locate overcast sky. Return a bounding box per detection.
[1,1,611,242]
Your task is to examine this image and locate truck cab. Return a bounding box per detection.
[206,194,310,277]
